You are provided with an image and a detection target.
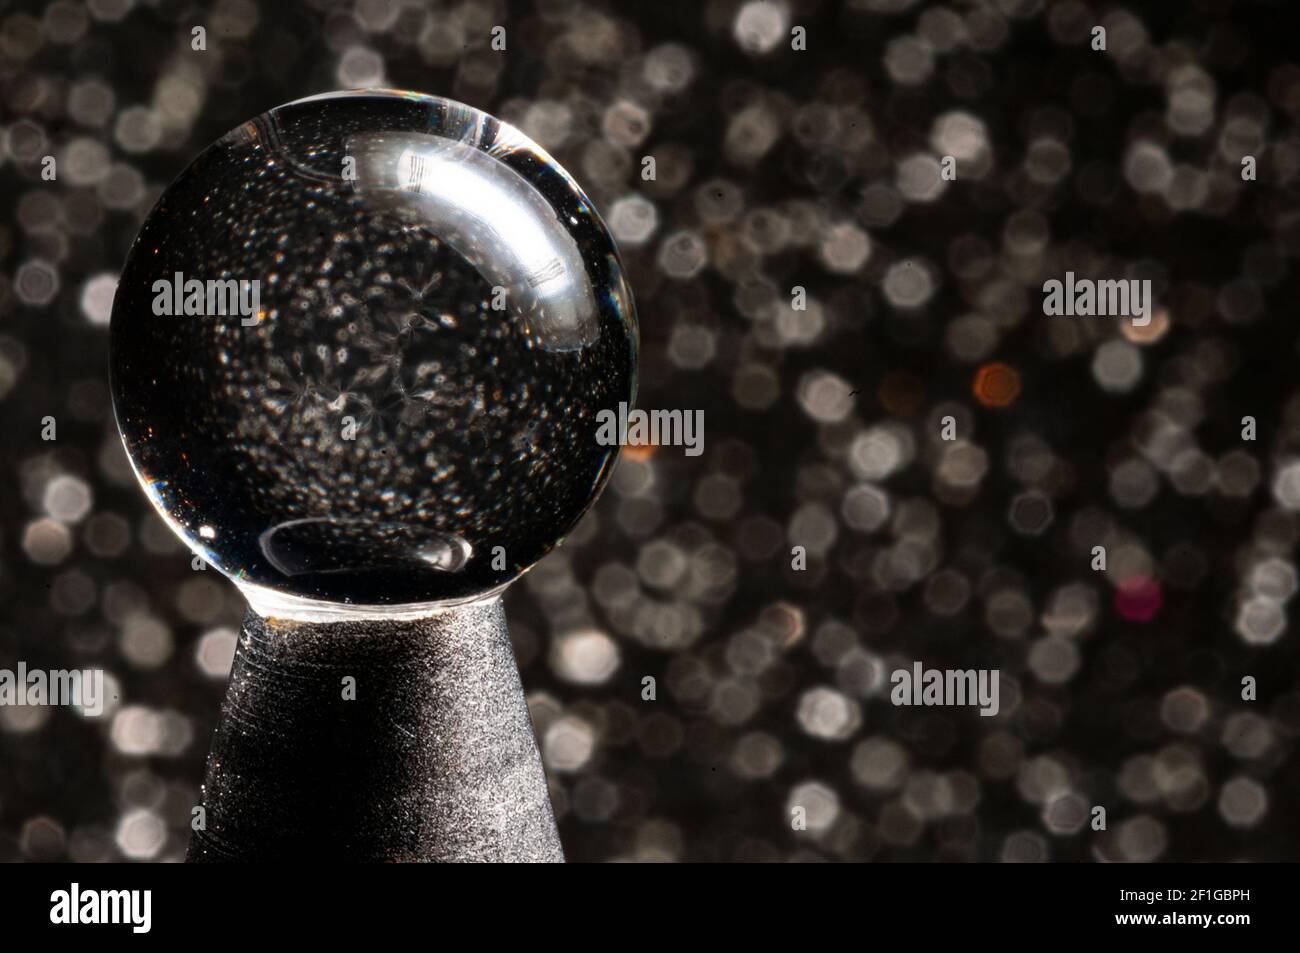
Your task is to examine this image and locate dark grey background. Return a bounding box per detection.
[2,0,1299,862]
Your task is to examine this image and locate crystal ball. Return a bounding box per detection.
[110,91,637,616]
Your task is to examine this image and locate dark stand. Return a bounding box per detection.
[187,597,564,862]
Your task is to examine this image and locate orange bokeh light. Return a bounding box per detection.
[973,361,1021,408]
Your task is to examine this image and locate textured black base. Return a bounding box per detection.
[187,597,563,862]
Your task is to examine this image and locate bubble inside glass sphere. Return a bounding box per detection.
[110,91,637,616]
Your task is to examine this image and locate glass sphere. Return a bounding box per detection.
[110,91,637,617]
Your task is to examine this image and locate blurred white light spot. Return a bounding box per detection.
[849,425,909,480]
[544,715,595,772]
[882,260,935,308]
[551,629,621,685]
[931,110,989,163]
[1271,459,1300,510]
[819,222,871,273]
[608,195,658,247]
[1092,339,1143,393]
[120,614,173,669]
[43,474,93,524]
[116,808,166,859]
[786,780,840,833]
[734,0,788,55]
[337,45,385,88]
[195,627,238,679]
[1218,776,1267,828]
[797,370,853,423]
[796,686,862,740]
[111,705,166,755]
[80,272,117,325]
[896,153,946,202]
[23,518,73,565]
[1235,596,1285,645]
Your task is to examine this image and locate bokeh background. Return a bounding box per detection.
[3,0,1300,862]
